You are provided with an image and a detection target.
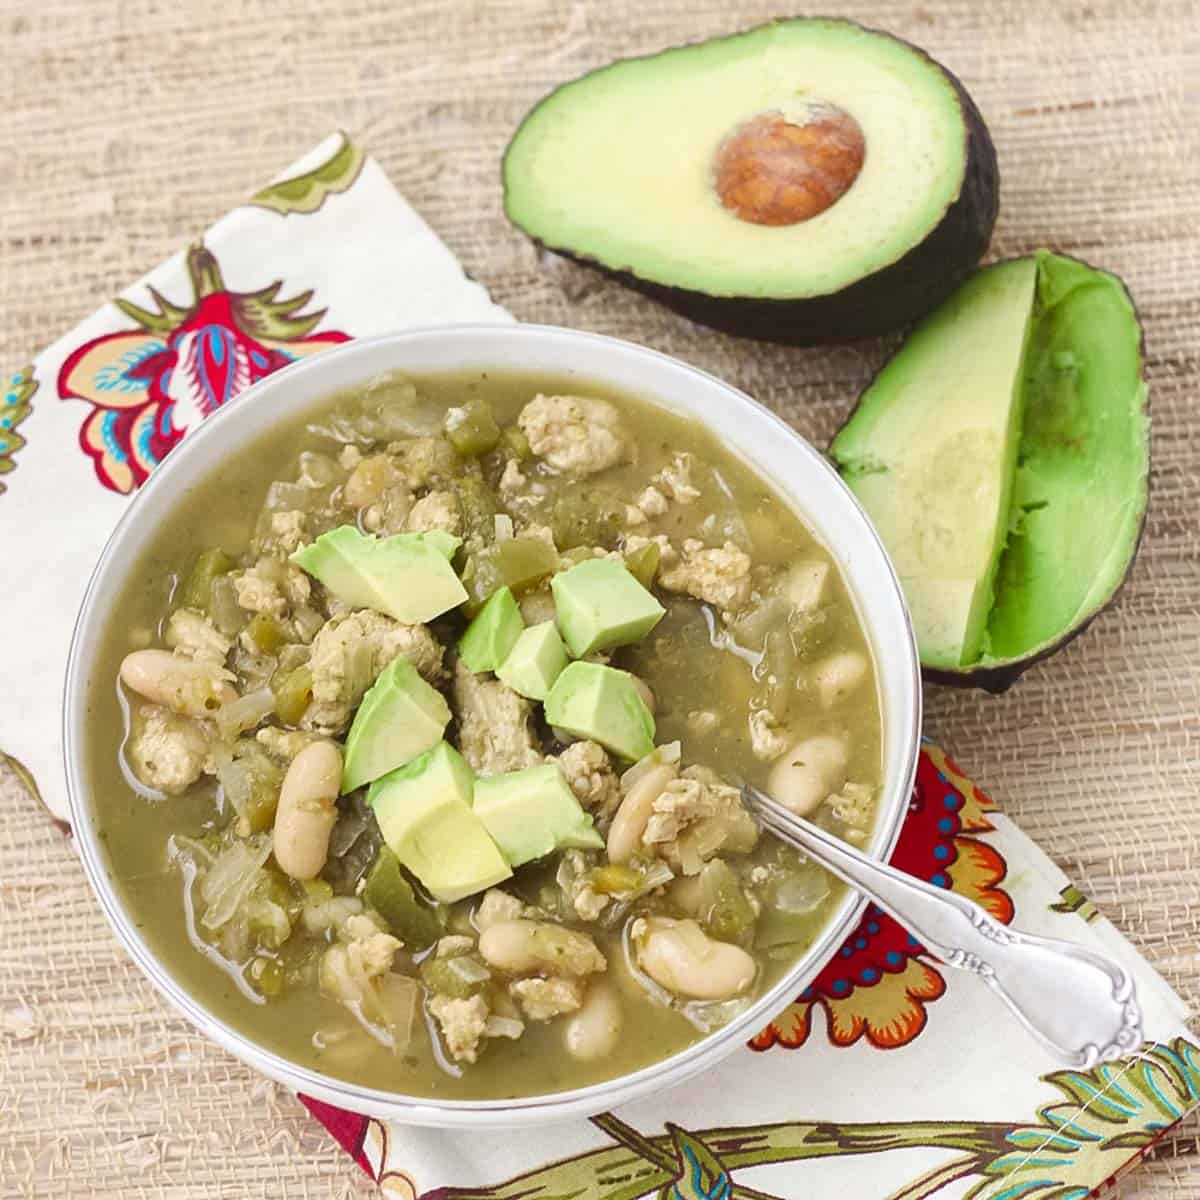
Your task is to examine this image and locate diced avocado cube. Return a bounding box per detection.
[368,742,511,903]
[290,526,382,610]
[341,658,451,792]
[458,586,524,673]
[544,661,656,761]
[496,621,568,700]
[473,763,603,866]
[551,558,665,657]
[291,525,466,624]
[362,847,444,950]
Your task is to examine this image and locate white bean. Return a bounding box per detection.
[478,919,606,977]
[606,762,676,864]
[564,980,623,1060]
[767,734,848,817]
[813,651,868,709]
[119,648,236,718]
[635,917,755,1001]
[272,740,341,880]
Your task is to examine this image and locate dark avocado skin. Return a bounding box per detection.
[831,251,1150,693]
[505,21,1000,345]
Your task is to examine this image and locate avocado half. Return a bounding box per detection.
[503,18,998,344]
[831,250,1149,691]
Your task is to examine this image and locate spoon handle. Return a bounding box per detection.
[744,786,1143,1068]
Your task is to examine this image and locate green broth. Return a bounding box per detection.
[88,369,881,1099]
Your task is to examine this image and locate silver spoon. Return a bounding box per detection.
[742,785,1143,1068]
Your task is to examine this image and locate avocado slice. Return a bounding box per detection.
[544,661,656,761]
[473,763,604,867]
[458,586,524,673]
[291,525,466,624]
[368,742,511,903]
[551,558,665,658]
[496,621,569,701]
[341,658,451,792]
[832,250,1149,690]
[503,18,997,344]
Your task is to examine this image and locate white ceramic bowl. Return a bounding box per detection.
[65,324,921,1127]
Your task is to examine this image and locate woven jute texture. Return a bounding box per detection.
[1,0,1197,1195]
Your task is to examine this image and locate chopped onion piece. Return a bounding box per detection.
[199,834,272,930]
[214,687,275,741]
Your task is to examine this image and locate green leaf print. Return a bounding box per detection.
[0,364,37,496]
[250,132,366,216]
[426,1040,1200,1200]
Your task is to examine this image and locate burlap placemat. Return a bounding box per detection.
[1,1,1196,1196]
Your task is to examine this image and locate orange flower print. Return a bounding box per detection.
[750,744,1013,1053]
[58,242,349,494]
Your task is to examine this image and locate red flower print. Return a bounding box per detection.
[58,242,350,493]
[750,744,1013,1052]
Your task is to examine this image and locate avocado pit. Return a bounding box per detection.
[712,107,866,226]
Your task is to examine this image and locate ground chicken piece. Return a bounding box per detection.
[826,781,874,845]
[164,608,231,666]
[338,444,363,471]
[655,453,701,504]
[429,994,490,1064]
[263,510,310,554]
[623,504,648,526]
[518,394,627,476]
[510,977,584,1022]
[748,708,789,762]
[555,740,621,822]
[452,660,542,774]
[518,588,557,626]
[475,889,528,931]
[304,611,444,733]
[498,458,527,497]
[126,704,210,795]
[573,885,610,922]
[434,934,477,959]
[343,913,403,976]
[636,486,669,518]
[234,559,311,617]
[255,726,320,762]
[406,489,463,536]
[642,767,758,875]
[687,710,719,736]
[320,913,403,1022]
[659,540,752,611]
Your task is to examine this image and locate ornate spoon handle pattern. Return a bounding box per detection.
[744,785,1143,1068]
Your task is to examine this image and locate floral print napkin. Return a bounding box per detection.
[1,134,1193,1199]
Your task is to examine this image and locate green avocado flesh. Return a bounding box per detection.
[504,19,971,302]
[832,250,1148,682]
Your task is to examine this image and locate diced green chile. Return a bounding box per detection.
[419,953,490,999]
[461,537,558,614]
[694,860,756,941]
[445,399,502,457]
[246,612,288,654]
[623,542,661,589]
[363,847,444,950]
[180,548,234,611]
[272,664,313,726]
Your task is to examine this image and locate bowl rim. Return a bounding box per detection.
[63,323,922,1126]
